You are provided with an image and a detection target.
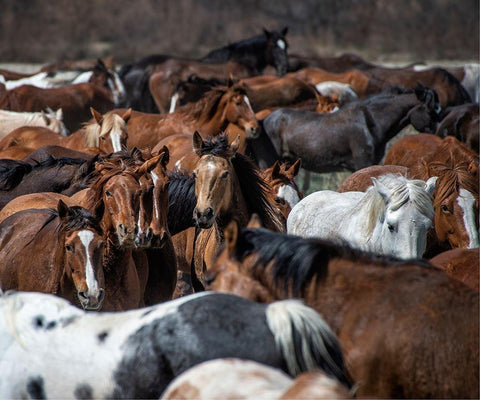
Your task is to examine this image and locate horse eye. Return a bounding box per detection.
[65,244,73,252]
[387,224,395,233]
[221,171,229,179]
[100,136,106,141]
[441,205,451,213]
[236,101,242,106]
[105,190,113,198]
[192,171,197,178]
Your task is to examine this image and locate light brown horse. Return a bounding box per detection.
[205,218,479,398]
[430,248,479,292]
[384,134,479,252]
[118,80,259,150]
[0,108,131,156]
[0,200,106,310]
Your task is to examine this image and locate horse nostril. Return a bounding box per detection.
[205,207,214,218]
[119,223,125,232]
[134,225,138,234]
[98,289,105,304]
[78,291,88,300]
[147,228,153,240]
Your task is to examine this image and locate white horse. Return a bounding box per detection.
[287,174,437,259]
[0,291,349,399]
[0,108,68,137]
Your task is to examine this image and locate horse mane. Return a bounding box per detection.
[0,156,86,191]
[198,135,285,232]
[83,111,125,148]
[360,174,435,237]
[233,227,434,296]
[167,170,196,234]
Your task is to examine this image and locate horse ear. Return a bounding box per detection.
[271,160,281,178]
[90,107,103,125]
[281,26,288,36]
[122,108,132,123]
[56,108,63,120]
[371,177,390,200]
[192,131,204,155]
[157,145,170,167]
[226,76,234,88]
[263,28,271,38]
[229,135,240,154]
[287,158,302,178]
[424,176,437,196]
[224,219,239,256]
[468,160,478,176]
[40,111,50,124]
[57,199,70,220]
[247,214,263,229]
[138,154,163,175]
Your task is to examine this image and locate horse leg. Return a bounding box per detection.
[172,229,195,298]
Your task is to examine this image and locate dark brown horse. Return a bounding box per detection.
[206,219,479,398]
[435,103,479,151]
[0,200,105,310]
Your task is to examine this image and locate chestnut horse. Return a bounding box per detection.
[430,248,479,292]
[0,200,105,310]
[384,134,479,252]
[206,219,479,398]
[119,80,259,150]
[0,108,131,156]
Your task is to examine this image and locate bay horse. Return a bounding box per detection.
[206,219,479,398]
[0,60,121,132]
[287,174,437,259]
[161,358,352,399]
[0,291,351,398]
[0,108,131,156]
[0,200,105,310]
[200,27,290,75]
[260,85,442,173]
[121,80,259,149]
[384,134,479,252]
[0,108,68,138]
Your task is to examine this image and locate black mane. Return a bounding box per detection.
[233,228,435,296]
[167,170,196,235]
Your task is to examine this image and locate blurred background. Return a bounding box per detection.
[1,0,478,65]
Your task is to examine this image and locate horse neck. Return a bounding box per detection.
[197,96,231,134]
[62,128,88,149]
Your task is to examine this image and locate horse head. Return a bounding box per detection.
[405,84,442,133]
[91,58,126,105]
[264,27,289,76]
[372,175,437,259]
[57,200,105,311]
[135,149,171,248]
[192,132,240,229]
[223,80,260,138]
[43,107,68,136]
[86,108,131,153]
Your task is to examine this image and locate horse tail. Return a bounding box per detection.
[265,299,352,388]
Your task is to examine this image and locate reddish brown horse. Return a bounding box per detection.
[206,218,479,398]
[0,108,131,156]
[384,134,479,252]
[118,80,259,150]
[0,200,106,310]
[430,248,479,291]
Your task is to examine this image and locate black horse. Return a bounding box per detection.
[251,85,443,173]
[200,27,289,75]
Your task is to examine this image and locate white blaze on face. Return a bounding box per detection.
[243,95,254,114]
[78,230,99,295]
[110,130,122,153]
[169,92,180,113]
[277,39,286,50]
[277,185,301,208]
[113,72,126,100]
[457,188,479,248]
[108,77,119,104]
[150,171,160,219]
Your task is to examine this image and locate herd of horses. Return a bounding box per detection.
[0,28,478,399]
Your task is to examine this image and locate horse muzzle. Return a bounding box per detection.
[117,223,137,247]
[78,289,105,311]
[245,124,260,139]
[194,207,215,229]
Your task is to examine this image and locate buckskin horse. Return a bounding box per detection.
[205,218,479,398]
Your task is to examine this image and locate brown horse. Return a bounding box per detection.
[337,165,409,193]
[0,60,122,132]
[430,248,479,291]
[0,108,131,156]
[205,218,479,398]
[0,200,106,310]
[259,159,303,219]
[384,134,479,252]
[119,80,259,150]
[435,103,479,151]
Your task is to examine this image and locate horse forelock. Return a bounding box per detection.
[57,206,102,235]
[83,119,101,148]
[361,186,388,237]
